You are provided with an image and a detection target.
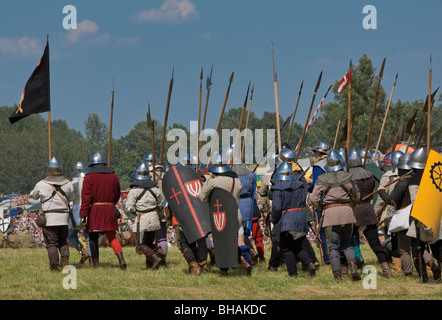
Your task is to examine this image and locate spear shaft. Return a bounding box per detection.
[374,73,398,158]
[107,81,115,167]
[287,81,303,143]
[147,103,156,181]
[294,71,323,161]
[231,81,250,168]
[427,55,432,155]
[241,84,254,160]
[363,58,386,168]
[197,67,203,171]
[347,60,352,151]
[271,39,282,153]
[159,68,174,164]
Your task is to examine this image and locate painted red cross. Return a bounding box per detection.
[169,188,182,205]
[214,199,223,213]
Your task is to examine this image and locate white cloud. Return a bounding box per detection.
[200,31,212,40]
[134,0,199,23]
[66,20,99,43]
[0,36,42,56]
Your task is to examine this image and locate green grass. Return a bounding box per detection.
[0,243,441,300]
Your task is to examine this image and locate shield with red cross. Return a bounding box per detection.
[209,188,239,268]
[162,165,211,243]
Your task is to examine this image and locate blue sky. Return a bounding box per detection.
[0,0,441,138]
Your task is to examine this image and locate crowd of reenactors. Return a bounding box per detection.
[29,141,441,283]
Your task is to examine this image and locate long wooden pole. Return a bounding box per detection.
[374,73,398,157]
[415,87,439,148]
[147,103,156,181]
[427,55,432,155]
[241,84,254,161]
[405,111,418,154]
[287,81,304,143]
[202,64,213,133]
[295,71,322,162]
[332,118,341,150]
[362,170,412,201]
[48,111,52,160]
[231,81,250,168]
[197,67,203,171]
[159,68,174,164]
[363,58,386,168]
[107,83,115,167]
[347,60,352,151]
[206,72,234,170]
[271,39,282,153]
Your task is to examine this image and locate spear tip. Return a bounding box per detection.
[229,72,234,83]
[200,67,203,80]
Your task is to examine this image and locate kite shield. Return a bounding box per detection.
[209,188,239,269]
[162,165,211,243]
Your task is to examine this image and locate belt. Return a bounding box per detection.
[282,208,302,213]
[92,202,114,206]
[43,210,69,213]
[323,203,351,209]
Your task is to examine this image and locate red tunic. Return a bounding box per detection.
[80,172,121,232]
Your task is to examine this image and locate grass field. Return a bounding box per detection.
[0,242,441,301]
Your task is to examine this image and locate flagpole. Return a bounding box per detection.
[374,73,398,158]
[347,60,352,152]
[47,34,51,160]
[147,103,156,182]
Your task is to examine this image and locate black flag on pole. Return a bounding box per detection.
[9,40,50,124]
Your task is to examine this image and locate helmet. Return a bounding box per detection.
[273,161,295,181]
[208,154,231,174]
[276,142,292,155]
[324,150,345,172]
[178,153,197,167]
[47,157,63,175]
[359,149,372,164]
[143,152,160,164]
[395,153,412,170]
[279,149,297,162]
[88,152,106,167]
[371,150,383,162]
[312,142,330,155]
[347,148,362,168]
[407,147,427,170]
[391,151,404,168]
[72,161,88,178]
[383,152,394,165]
[337,148,346,160]
[131,161,152,181]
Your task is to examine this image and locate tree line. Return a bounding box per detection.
[1,54,441,194]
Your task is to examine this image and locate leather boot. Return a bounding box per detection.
[116,252,127,270]
[92,257,99,268]
[333,270,342,281]
[188,261,201,276]
[79,247,90,264]
[148,253,162,270]
[427,260,441,281]
[380,262,392,278]
[392,257,402,274]
[60,256,69,269]
[348,259,361,281]
[306,263,316,277]
[249,248,259,265]
[198,260,208,272]
[220,269,229,277]
[340,264,349,276]
[240,256,252,276]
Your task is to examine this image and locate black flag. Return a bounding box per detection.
[9,40,50,124]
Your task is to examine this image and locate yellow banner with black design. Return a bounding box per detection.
[410,150,442,237]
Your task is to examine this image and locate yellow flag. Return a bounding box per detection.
[410,150,442,237]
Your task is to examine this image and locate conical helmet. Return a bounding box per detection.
[359,149,372,164]
[407,147,427,169]
[273,161,295,181]
[72,161,89,178]
[312,142,330,155]
[276,142,292,155]
[391,151,404,168]
[324,150,345,172]
[131,161,151,181]
[396,153,412,170]
[143,151,160,164]
[47,157,63,175]
[208,154,231,174]
[347,148,362,168]
[88,152,106,167]
[279,149,297,163]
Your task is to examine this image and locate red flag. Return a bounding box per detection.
[337,71,351,93]
[9,40,50,124]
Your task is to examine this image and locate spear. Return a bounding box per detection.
[231,81,250,168]
[159,68,174,164]
[347,60,352,151]
[363,58,386,168]
[107,78,115,167]
[147,103,156,181]
[426,55,432,155]
[362,169,413,201]
[415,87,439,148]
[332,118,341,150]
[373,73,398,158]
[206,72,234,170]
[294,71,323,161]
[302,84,332,138]
[287,80,304,143]
[271,39,282,153]
[201,64,213,133]
[404,110,418,154]
[197,67,203,171]
[241,83,254,160]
